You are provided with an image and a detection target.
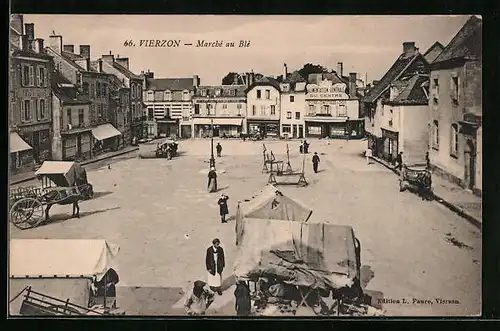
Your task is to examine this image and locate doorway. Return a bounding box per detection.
[298,125,304,139]
[464,139,476,190]
[32,131,40,163]
[292,125,297,138]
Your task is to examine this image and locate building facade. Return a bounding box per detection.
[9,15,53,172]
[45,36,121,154]
[99,52,145,142]
[51,71,92,161]
[246,76,281,138]
[304,72,361,138]
[192,85,247,138]
[363,42,431,161]
[279,66,307,139]
[429,16,482,195]
[106,72,131,148]
[142,73,199,138]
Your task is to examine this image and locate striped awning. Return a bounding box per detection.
[10,132,32,153]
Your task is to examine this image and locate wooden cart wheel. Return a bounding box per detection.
[10,198,45,230]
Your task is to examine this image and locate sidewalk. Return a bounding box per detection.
[370,156,482,229]
[9,145,139,185]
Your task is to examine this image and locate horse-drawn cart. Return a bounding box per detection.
[9,161,93,230]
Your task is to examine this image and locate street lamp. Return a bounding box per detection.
[209,118,216,169]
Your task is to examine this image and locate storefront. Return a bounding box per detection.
[381,128,399,163]
[193,118,244,138]
[61,130,93,161]
[92,123,122,154]
[281,124,304,139]
[10,132,34,172]
[247,120,279,138]
[157,120,178,138]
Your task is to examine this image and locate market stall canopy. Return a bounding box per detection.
[10,239,120,282]
[91,123,122,141]
[9,132,32,153]
[235,185,312,245]
[35,161,88,187]
[233,219,358,291]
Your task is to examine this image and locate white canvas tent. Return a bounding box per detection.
[235,185,313,245]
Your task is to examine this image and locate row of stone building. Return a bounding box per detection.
[9,14,146,174]
[363,16,482,195]
[142,64,365,140]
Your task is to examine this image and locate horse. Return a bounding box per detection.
[40,187,83,221]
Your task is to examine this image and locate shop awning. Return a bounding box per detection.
[304,117,347,123]
[92,124,122,141]
[10,132,32,153]
[193,118,243,126]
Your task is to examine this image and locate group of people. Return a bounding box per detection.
[299,140,310,154]
[184,238,251,316]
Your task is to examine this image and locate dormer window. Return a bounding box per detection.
[215,89,222,97]
[230,89,236,96]
[201,89,207,97]
[165,90,172,101]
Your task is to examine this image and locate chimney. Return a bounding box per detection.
[24,23,34,41]
[97,59,103,73]
[337,62,343,77]
[349,72,357,99]
[102,52,114,65]
[250,71,255,86]
[403,41,417,56]
[193,75,200,87]
[283,63,288,80]
[116,57,130,69]
[34,38,44,53]
[10,14,24,34]
[63,44,74,53]
[79,45,90,59]
[20,35,30,51]
[49,34,63,54]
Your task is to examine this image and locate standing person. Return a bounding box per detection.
[312,152,320,173]
[218,194,229,223]
[207,167,217,193]
[395,152,403,171]
[234,280,252,316]
[184,280,215,316]
[216,142,222,157]
[303,140,309,154]
[345,117,350,141]
[206,238,225,295]
[299,141,304,154]
[365,146,373,165]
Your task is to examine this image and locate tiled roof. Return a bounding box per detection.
[146,78,194,91]
[433,16,482,63]
[51,71,90,104]
[362,51,424,104]
[113,62,142,80]
[387,74,429,105]
[194,85,247,98]
[62,50,85,61]
[284,71,306,83]
[248,76,281,90]
[423,41,445,63]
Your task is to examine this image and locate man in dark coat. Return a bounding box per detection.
[303,140,309,154]
[207,167,217,193]
[395,151,403,171]
[206,238,225,295]
[216,142,222,157]
[312,152,320,173]
[234,280,252,316]
[218,194,229,223]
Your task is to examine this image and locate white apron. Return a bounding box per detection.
[207,251,222,287]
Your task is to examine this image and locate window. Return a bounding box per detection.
[147,91,154,101]
[222,104,227,109]
[252,105,256,116]
[90,83,95,98]
[201,89,207,97]
[290,95,295,102]
[183,91,190,101]
[322,105,330,114]
[96,82,101,97]
[90,105,95,121]
[295,112,300,120]
[433,120,439,148]
[265,90,270,99]
[29,66,35,86]
[102,83,107,97]
[230,89,236,96]
[194,104,200,115]
[237,103,242,109]
[286,111,292,119]
[215,89,222,97]
[33,99,38,120]
[132,103,136,116]
[22,65,30,86]
[308,104,315,114]
[78,109,84,126]
[22,100,31,121]
[271,105,276,115]
[451,76,459,104]
[260,105,266,116]
[451,124,458,156]
[282,125,291,133]
[98,104,103,119]
[256,90,261,99]
[131,84,135,98]
[37,67,45,87]
[433,77,439,103]
[39,99,46,119]
[67,108,72,125]
[82,82,89,95]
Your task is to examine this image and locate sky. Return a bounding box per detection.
[23,15,472,85]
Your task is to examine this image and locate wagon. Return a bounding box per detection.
[9,161,93,230]
[399,164,433,200]
[9,239,123,316]
[139,139,179,159]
